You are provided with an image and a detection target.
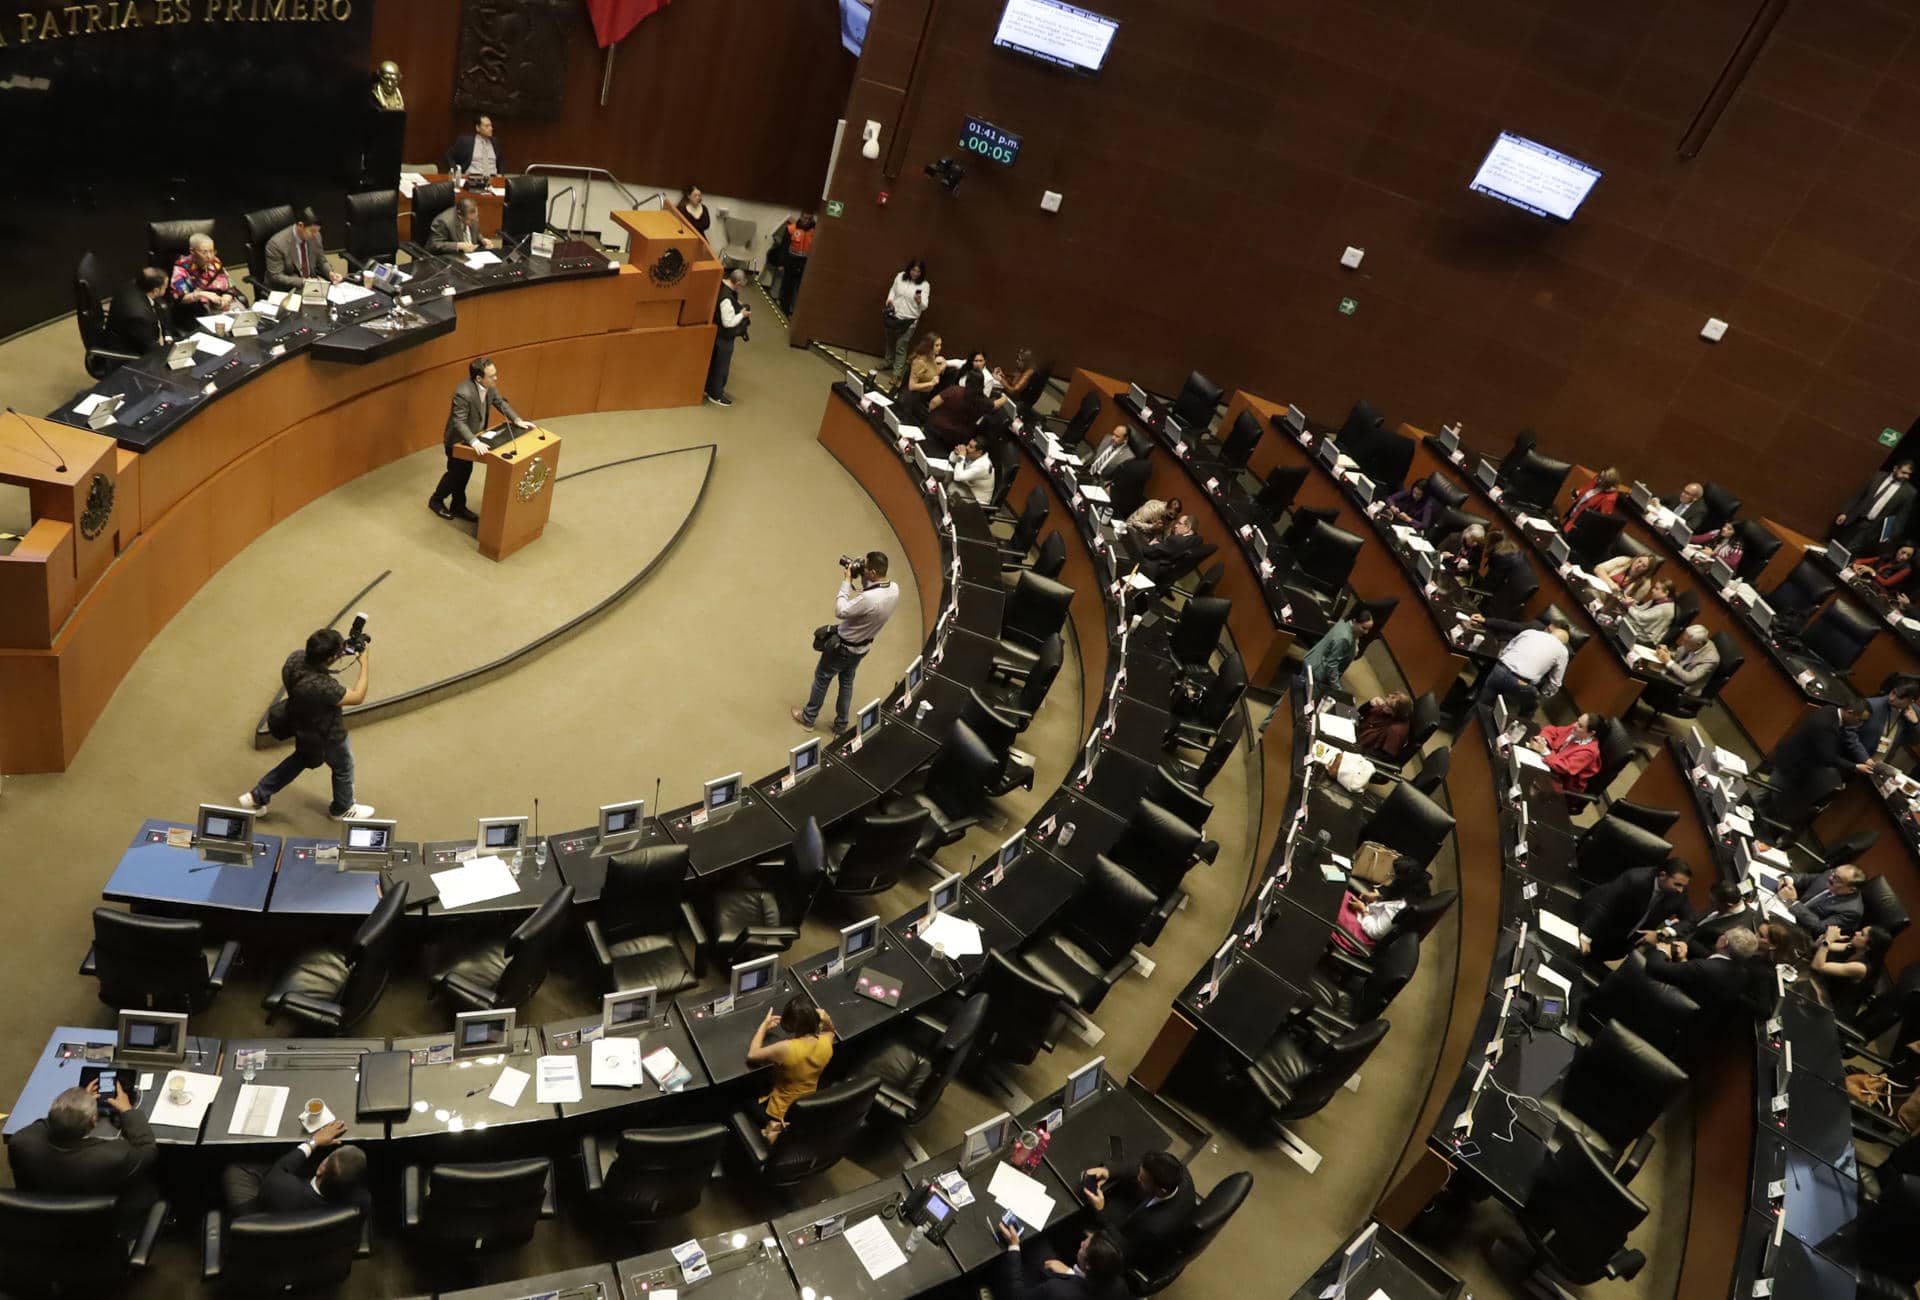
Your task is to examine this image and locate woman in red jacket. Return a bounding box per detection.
[1563,467,1623,532]
[1528,712,1604,794]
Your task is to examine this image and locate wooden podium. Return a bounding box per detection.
[453,426,561,561]
[0,416,124,650]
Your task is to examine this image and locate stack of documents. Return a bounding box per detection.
[430,857,519,908]
[987,1161,1056,1229]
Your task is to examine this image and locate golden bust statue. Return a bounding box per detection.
[372,60,405,112]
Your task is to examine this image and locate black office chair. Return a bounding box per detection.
[1700,482,1742,530]
[1254,465,1309,526]
[1164,708,1242,793]
[1107,456,1153,519]
[502,174,548,245]
[147,217,216,273]
[1218,409,1262,468]
[1573,816,1673,886]
[582,847,705,994]
[1353,783,1454,870]
[1142,765,1215,844]
[1861,1172,1920,1285]
[993,571,1075,678]
[241,203,295,298]
[1563,717,1642,814]
[0,1189,166,1296]
[1423,471,1468,511]
[1291,519,1365,596]
[1127,1170,1253,1296]
[72,253,144,378]
[826,806,931,896]
[859,992,990,1125]
[1514,1130,1648,1289]
[728,1077,881,1187]
[1582,953,1703,1062]
[1546,1022,1687,1183]
[1662,589,1703,645]
[402,1158,555,1259]
[1605,800,1682,837]
[406,181,456,251]
[1564,510,1629,566]
[891,721,1000,856]
[1406,745,1451,798]
[578,1123,728,1227]
[1861,874,1911,942]
[1639,630,1742,720]
[1499,448,1573,513]
[985,633,1063,730]
[975,951,1069,1065]
[1105,800,1205,945]
[1044,389,1101,444]
[995,486,1049,561]
[1007,530,1067,583]
[1351,423,1415,492]
[1244,1018,1389,1127]
[701,817,826,969]
[203,1205,367,1293]
[1023,857,1159,1013]
[1305,929,1420,1032]
[261,881,410,1034]
[956,690,1037,796]
[342,189,400,269]
[1170,371,1222,430]
[1801,594,1880,670]
[85,907,238,1013]
[1167,650,1247,752]
[428,885,574,1013]
[1768,555,1840,633]
[1189,561,1226,603]
[1279,505,1338,549]
[988,439,1023,516]
[1169,595,1231,677]
[1732,517,1782,581]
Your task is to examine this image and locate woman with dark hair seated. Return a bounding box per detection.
[1382,478,1440,533]
[745,995,836,1142]
[1333,857,1431,955]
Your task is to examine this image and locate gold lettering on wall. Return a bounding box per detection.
[2,0,349,43]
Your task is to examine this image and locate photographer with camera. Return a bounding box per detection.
[238,624,374,821]
[791,551,898,734]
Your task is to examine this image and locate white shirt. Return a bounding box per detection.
[717,293,747,329]
[1498,628,1569,698]
[952,452,995,505]
[1090,441,1129,477]
[834,579,899,652]
[1869,476,1903,519]
[887,273,930,321]
[470,135,497,176]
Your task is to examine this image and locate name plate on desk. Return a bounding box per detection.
[530,232,556,258]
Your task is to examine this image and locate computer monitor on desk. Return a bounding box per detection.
[339,818,397,870]
[831,917,879,976]
[1332,1221,1381,1298]
[1546,534,1571,568]
[788,738,822,784]
[725,954,779,1013]
[1063,1056,1104,1113]
[983,831,1024,887]
[114,1010,188,1068]
[1281,406,1308,438]
[602,986,658,1037]
[1709,557,1735,588]
[851,699,883,750]
[1126,383,1153,418]
[926,871,962,926]
[1434,422,1459,455]
[1667,518,1693,548]
[194,803,255,863]
[1474,459,1498,490]
[1827,540,1852,571]
[699,772,743,822]
[594,800,646,856]
[454,1009,515,1059]
[961,1112,1014,1170]
[475,816,527,858]
[1628,481,1652,511]
[1748,596,1775,636]
[899,655,925,706]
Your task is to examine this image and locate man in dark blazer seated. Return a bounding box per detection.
[1079,1149,1195,1275]
[259,1120,371,1216]
[7,1078,156,1226]
[993,1223,1128,1300]
[1644,926,1768,1021]
[1675,881,1759,959]
[428,196,497,256]
[429,356,532,521]
[263,207,342,292]
[1775,863,1868,936]
[105,267,173,355]
[444,113,503,178]
[1574,859,1694,961]
[1140,516,1203,586]
[1852,679,1920,760]
[1661,482,1709,532]
[1763,701,1875,828]
[1834,460,1916,555]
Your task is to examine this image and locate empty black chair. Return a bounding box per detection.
[1106,801,1205,943]
[402,1158,554,1258]
[1306,929,1420,1030]
[997,486,1051,565]
[1143,765,1214,841]
[1424,471,1468,511]
[1169,595,1231,674]
[1168,650,1246,751]
[1107,456,1153,519]
[1024,858,1159,1013]
[502,174,548,244]
[1170,371,1222,430]
[988,438,1022,515]
[241,203,295,297]
[406,181,455,250]
[1047,389,1101,444]
[147,217,216,272]
[895,720,1000,853]
[583,848,704,994]
[1246,1018,1389,1125]
[957,689,1037,795]
[1167,708,1242,792]
[1350,420,1414,491]
[1219,409,1262,468]
[1500,426,1538,467]
[1564,510,1629,565]
[72,253,143,378]
[1015,530,1067,582]
[429,885,574,1012]
[861,992,990,1124]
[1190,561,1226,602]
[86,907,238,1013]
[975,951,1069,1064]
[203,1205,367,1293]
[1768,555,1839,630]
[1548,1022,1687,1181]
[1514,1131,1648,1288]
[1353,782,1454,870]
[261,881,409,1033]
[579,1123,727,1226]
[1499,447,1572,512]
[1731,517,1781,580]
[1408,745,1451,798]
[0,1189,165,1296]
[1821,828,1879,870]
[1583,954,1703,1062]
[1292,519,1365,594]
[701,817,826,969]
[1127,1170,1253,1297]
[343,189,400,268]
[1254,464,1309,525]
[1801,594,1879,670]
[987,632,1063,730]
[729,1076,881,1187]
[1606,799,1682,837]
[1574,816,1673,885]
[1280,505,1339,549]
[1700,481,1742,530]
[994,571,1075,677]
[826,805,931,896]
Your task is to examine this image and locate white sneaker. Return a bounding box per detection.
[237,792,267,816]
[334,803,376,821]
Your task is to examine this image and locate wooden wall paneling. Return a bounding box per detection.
[113,449,142,555]
[531,335,614,419]
[0,650,65,773]
[0,521,75,651]
[204,447,278,576]
[53,533,158,769]
[818,396,943,645]
[597,326,715,412]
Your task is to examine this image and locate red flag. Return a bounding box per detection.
[586,0,672,48]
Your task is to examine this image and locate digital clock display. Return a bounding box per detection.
[960,118,1022,166]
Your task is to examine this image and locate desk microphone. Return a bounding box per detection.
[653,777,662,826]
[7,407,67,473]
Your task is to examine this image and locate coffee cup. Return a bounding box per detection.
[166,1074,190,1105]
[304,1098,325,1127]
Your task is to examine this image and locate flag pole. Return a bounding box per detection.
[600,39,619,106]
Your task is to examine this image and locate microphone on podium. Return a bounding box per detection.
[6,407,67,473]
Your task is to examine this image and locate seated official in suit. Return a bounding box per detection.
[7,1079,156,1226]
[1301,608,1376,688]
[1438,523,1489,579]
[1676,881,1759,959]
[1834,460,1916,554]
[428,196,496,255]
[1775,864,1867,936]
[1079,1150,1196,1274]
[1085,425,1136,480]
[1643,927,1767,1021]
[169,234,237,321]
[1575,859,1694,961]
[994,1224,1128,1300]
[106,267,174,355]
[950,437,995,507]
[1764,701,1874,827]
[263,207,341,291]
[428,356,532,521]
[1526,712,1603,794]
[1662,482,1709,532]
[1621,578,1677,647]
[1139,515,1203,586]
[1852,678,1920,760]
[1650,624,1718,691]
[260,1121,371,1216]
[445,112,503,177]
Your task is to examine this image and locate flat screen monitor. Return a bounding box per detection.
[454,1009,515,1058]
[839,916,879,965]
[1546,535,1571,567]
[195,803,253,849]
[1469,131,1602,220]
[114,1010,188,1067]
[961,1112,1013,1168]
[1206,936,1234,995]
[789,738,822,781]
[902,655,924,698]
[1063,1056,1103,1110]
[1629,481,1652,510]
[599,800,645,840]
[731,953,778,1002]
[993,0,1118,73]
[1667,518,1694,548]
[340,818,395,859]
[838,0,871,56]
[1315,437,1340,469]
[1282,406,1307,437]
[1826,540,1851,571]
[928,871,962,921]
[602,986,657,1036]
[704,773,742,812]
[1336,1221,1382,1294]
[857,699,884,738]
[998,830,1024,871]
[1474,459,1498,489]
[476,816,526,855]
[1435,423,1460,454]
[1709,557,1735,587]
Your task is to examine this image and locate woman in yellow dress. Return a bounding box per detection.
[745,995,837,1141]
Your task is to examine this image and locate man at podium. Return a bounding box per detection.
[430,356,532,522]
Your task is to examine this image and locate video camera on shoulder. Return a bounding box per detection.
[344,611,373,655]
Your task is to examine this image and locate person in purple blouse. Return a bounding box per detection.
[1383,477,1440,532]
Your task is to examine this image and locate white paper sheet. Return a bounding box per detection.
[1537,911,1584,948]
[1080,484,1111,503]
[922,457,952,472]
[325,282,375,305]
[147,1070,222,1129]
[1534,963,1573,995]
[226,1083,289,1136]
[195,313,235,334]
[894,424,925,441]
[464,250,502,268]
[489,1065,530,1106]
[864,391,894,408]
[921,911,984,958]
[193,333,236,357]
[535,1054,582,1103]
[844,1215,908,1280]
[987,1160,1057,1228]
[1710,746,1750,776]
[1403,535,1435,554]
[1514,746,1550,771]
[590,1036,642,1088]
[1317,714,1357,743]
[430,857,520,908]
[1124,573,1156,590]
[71,393,109,416]
[398,171,430,196]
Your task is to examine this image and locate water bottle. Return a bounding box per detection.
[915,698,933,725]
[1058,821,1077,847]
[533,838,549,877]
[904,1223,926,1255]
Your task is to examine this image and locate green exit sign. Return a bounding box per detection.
[1338,297,1357,317]
[824,200,845,218]
[1881,427,1902,447]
